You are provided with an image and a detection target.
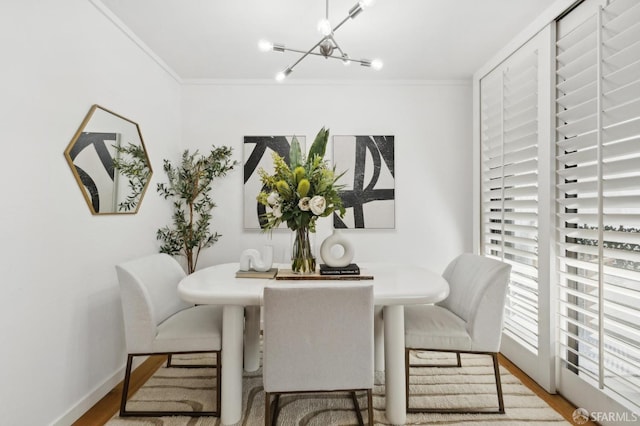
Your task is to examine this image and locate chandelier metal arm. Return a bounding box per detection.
[285,37,327,75]
[328,35,346,58]
[290,50,370,65]
[320,55,371,66]
[277,45,327,57]
[278,36,344,59]
[277,41,372,66]
[332,11,355,33]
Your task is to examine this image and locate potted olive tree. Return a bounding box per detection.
[156,145,238,274]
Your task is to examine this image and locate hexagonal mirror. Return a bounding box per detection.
[64,105,152,214]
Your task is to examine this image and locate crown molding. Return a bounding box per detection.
[89,0,183,84]
[180,78,471,87]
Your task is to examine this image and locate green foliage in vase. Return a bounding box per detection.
[112,142,152,212]
[156,145,238,274]
[257,127,346,233]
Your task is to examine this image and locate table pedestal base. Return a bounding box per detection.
[221,305,244,425]
[243,306,261,372]
[384,305,406,425]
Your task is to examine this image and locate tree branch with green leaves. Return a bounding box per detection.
[156,145,238,274]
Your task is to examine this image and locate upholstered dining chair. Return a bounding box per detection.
[116,253,222,417]
[263,285,375,426]
[404,253,512,414]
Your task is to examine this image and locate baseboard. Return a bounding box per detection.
[51,356,147,426]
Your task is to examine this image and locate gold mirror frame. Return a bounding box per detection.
[64,105,153,215]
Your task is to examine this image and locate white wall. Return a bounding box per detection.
[181,81,473,273]
[0,1,181,424]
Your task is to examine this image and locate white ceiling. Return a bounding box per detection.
[98,0,558,81]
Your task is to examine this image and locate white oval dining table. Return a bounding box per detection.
[178,262,449,425]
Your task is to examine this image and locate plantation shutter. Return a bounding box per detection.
[556,0,640,411]
[481,38,541,354]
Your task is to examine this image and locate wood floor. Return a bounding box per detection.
[73,353,598,425]
[498,354,598,426]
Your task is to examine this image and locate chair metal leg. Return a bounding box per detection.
[120,351,221,417]
[265,392,281,426]
[271,394,281,425]
[367,389,374,426]
[216,350,222,417]
[268,390,372,425]
[264,392,270,426]
[409,349,463,368]
[351,392,365,426]
[351,390,375,426]
[264,392,280,426]
[492,353,505,414]
[166,353,216,368]
[406,349,506,414]
[405,348,410,411]
[119,354,134,417]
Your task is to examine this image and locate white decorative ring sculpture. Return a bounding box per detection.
[320,230,354,267]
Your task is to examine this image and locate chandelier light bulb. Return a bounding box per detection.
[275,67,293,81]
[359,0,376,7]
[342,53,351,66]
[258,39,273,52]
[371,59,383,70]
[317,18,332,36]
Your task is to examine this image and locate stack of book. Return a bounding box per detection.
[235,268,278,279]
[319,263,360,276]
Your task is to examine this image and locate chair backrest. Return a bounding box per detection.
[263,285,374,393]
[438,254,512,351]
[116,253,191,353]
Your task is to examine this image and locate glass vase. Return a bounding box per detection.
[291,227,316,274]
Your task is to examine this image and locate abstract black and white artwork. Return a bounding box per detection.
[243,136,305,229]
[332,135,395,229]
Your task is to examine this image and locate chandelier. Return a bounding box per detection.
[259,0,383,81]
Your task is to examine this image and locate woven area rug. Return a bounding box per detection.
[107,351,569,425]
